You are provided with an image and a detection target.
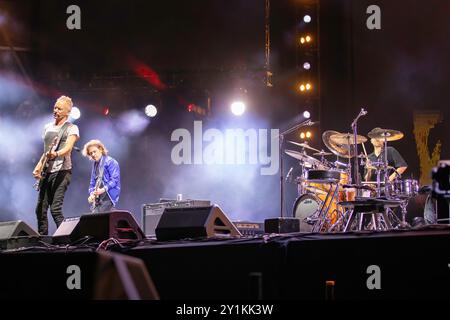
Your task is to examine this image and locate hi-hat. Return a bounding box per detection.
[287,141,321,153]
[367,128,404,141]
[313,150,332,156]
[330,133,367,145]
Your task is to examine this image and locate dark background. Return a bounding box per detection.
[0,0,448,232]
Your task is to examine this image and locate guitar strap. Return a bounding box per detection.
[46,122,72,173]
[95,156,106,188]
[91,156,106,212]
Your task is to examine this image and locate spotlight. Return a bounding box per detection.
[145,104,158,118]
[303,111,311,119]
[305,35,312,43]
[69,107,81,120]
[299,84,306,92]
[306,131,312,138]
[300,132,306,139]
[231,101,246,116]
[306,83,312,90]
[300,37,306,44]
[303,15,312,23]
[303,62,311,70]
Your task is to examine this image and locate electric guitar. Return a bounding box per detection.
[33,136,58,191]
[88,158,105,213]
[88,178,102,213]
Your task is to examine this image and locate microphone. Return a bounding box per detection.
[286,167,293,182]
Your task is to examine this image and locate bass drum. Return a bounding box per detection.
[293,193,320,232]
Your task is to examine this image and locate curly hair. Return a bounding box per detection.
[82,139,109,159]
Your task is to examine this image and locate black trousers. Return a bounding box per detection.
[35,170,71,235]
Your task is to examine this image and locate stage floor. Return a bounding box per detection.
[1,226,450,300]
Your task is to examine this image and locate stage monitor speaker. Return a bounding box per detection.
[53,211,145,243]
[0,220,39,240]
[155,205,241,241]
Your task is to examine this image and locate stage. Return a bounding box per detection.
[1,226,449,300]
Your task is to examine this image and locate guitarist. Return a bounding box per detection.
[32,96,80,235]
[82,139,121,213]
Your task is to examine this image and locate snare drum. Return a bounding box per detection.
[391,179,419,198]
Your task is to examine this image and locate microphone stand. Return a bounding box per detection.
[278,119,315,218]
[351,109,367,197]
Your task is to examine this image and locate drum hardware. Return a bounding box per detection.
[313,150,333,157]
[279,118,319,218]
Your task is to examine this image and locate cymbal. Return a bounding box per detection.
[367,128,404,141]
[284,149,322,166]
[287,141,321,153]
[330,133,367,145]
[313,150,333,156]
[322,130,356,159]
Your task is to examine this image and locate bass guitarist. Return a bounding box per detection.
[32,96,79,235]
[82,139,121,213]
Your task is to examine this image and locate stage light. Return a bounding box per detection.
[145,104,158,118]
[69,107,81,120]
[303,111,311,119]
[231,101,246,116]
[306,83,312,90]
[306,131,312,138]
[300,132,306,139]
[303,62,311,70]
[303,15,312,23]
[299,84,306,92]
[306,35,312,43]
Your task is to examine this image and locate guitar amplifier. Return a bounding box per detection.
[142,199,211,237]
[232,221,264,237]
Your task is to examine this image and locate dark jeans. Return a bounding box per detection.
[92,192,115,213]
[35,170,71,235]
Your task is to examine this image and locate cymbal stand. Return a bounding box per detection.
[279,119,314,217]
[351,108,368,194]
[382,134,390,198]
[311,179,340,232]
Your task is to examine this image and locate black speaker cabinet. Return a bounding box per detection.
[53,211,144,243]
[264,217,300,234]
[0,220,39,240]
[155,205,241,241]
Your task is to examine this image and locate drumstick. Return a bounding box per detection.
[361,142,370,182]
[361,142,368,159]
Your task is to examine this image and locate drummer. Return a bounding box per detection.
[364,128,408,182]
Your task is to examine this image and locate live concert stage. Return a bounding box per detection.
[2,0,450,304]
[1,224,449,300]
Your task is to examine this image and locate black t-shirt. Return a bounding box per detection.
[365,146,407,181]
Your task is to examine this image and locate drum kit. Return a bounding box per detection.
[286,124,419,233]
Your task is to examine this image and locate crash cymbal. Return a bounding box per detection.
[367,127,404,141]
[313,150,333,156]
[322,130,356,159]
[287,141,321,153]
[330,133,367,145]
[284,149,322,166]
